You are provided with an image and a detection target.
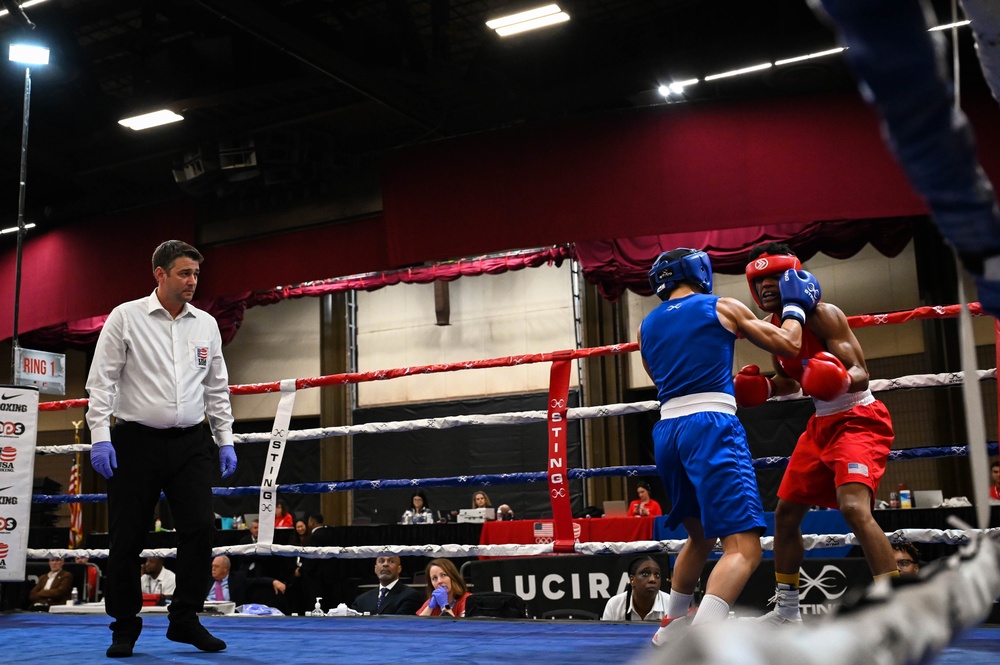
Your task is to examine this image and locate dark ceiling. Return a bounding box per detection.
[0,0,975,239]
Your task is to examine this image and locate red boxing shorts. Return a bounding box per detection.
[777,399,893,510]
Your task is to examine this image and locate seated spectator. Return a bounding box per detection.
[472,491,492,509]
[351,555,424,616]
[292,518,310,546]
[275,499,293,528]
[207,555,287,610]
[140,557,176,597]
[892,543,921,578]
[601,556,669,621]
[401,490,434,525]
[417,558,471,617]
[991,461,1000,501]
[628,481,663,517]
[28,558,74,611]
[497,504,515,521]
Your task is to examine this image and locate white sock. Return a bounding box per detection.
[776,583,800,619]
[691,594,729,625]
[666,590,693,618]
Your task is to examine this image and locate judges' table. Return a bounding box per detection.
[479,516,656,546]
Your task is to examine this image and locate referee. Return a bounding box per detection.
[86,240,238,658]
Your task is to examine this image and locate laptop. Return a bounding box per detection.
[603,500,629,517]
[912,489,944,508]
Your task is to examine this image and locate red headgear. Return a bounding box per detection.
[745,253,802,308]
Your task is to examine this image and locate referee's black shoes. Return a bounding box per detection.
[166,620,227,652]
[106,617,142,658]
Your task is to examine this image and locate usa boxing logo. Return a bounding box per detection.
[0,446,16,472]
[195,345,208,368]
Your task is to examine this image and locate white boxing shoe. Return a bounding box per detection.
[651,615,693,647]
[755,609,802,625]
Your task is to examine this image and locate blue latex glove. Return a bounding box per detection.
[431,586,449,611]
[219,445,238,479]
[90,441,117,479]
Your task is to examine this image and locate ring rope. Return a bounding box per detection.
[33,367,998,454]
[29,442,1000,504]
[25,528,997,561]
[33,301,989,413]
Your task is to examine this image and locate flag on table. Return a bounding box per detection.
[533,521,582,543]
[68,454,82,548]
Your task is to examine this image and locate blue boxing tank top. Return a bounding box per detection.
[639,293,737,404]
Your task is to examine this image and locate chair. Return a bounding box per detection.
[541,608,600,621]
[411,571,427,586]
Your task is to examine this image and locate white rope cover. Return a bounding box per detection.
[33,366,1000,453]
[25,528,997,560]
[631,532,1000,665]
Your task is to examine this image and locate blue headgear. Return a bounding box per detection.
[648,249,713,300]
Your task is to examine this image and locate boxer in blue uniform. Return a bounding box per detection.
[639,248,821,647]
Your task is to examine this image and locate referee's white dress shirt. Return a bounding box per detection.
[85,290,234,446]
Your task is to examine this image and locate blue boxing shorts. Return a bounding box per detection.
[653,411,765,540]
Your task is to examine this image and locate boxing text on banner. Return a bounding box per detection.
[547,359,574,553]
[14,347,65,396]
[256,379,297,551]
[0,385,38,581]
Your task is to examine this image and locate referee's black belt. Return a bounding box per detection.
[115,420,206,437]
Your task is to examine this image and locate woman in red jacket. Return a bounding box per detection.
[628,481,663,517]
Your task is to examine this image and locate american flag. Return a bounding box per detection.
[68,454,82,548]
[533,521,582,544]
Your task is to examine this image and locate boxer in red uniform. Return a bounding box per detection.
[738,242,898,624]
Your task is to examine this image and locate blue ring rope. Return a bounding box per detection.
[32,441,999,504]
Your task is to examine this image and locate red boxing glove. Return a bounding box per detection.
[801,352,851,401]
[735,365,774,408]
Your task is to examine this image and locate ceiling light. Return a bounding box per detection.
[658,79,699,97]
[1,223,36,235]
[929,20,971,31]
[704,62,772,82]
[775,47,846,66]
[486,4,569,37]
[0,0,49,18]
[118,110,184,131]
[8,44,49,65]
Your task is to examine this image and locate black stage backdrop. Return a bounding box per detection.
[353,391,583,523]
[210,416,323,526]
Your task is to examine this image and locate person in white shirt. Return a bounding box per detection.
[602,556,670,622]
[140,557,177,597]
[86,240,237,658]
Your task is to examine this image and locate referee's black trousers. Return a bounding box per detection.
[104,421,216,634]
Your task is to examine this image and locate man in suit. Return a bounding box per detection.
[301,513,336,610]
[28,558,75,611]
[207,555,287,610]
[351,555,424,616]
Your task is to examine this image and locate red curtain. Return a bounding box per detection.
[575,216,919,300]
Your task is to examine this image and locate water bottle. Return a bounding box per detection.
[154,518,162,532]
[889,492,900,509]
[70,587,79,605]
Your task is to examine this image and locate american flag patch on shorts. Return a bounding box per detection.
[847,462,869,477]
